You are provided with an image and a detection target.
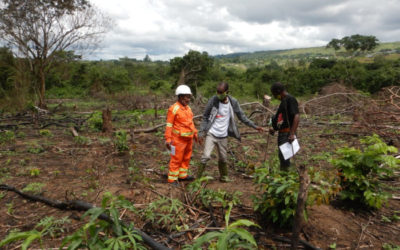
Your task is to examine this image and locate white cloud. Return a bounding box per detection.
[88,0,400,61]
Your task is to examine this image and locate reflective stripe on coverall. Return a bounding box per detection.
[165,102,197,182]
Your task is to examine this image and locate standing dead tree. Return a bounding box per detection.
[0,0,112,107]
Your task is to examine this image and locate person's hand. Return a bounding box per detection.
[269,128,275,135]
[165,141,172,151]
[288,134,296,143]
[197,136,204,145]
[256,126,264,133]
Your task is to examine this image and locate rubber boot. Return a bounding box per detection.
[218,161,230,182]
[197,163,206,179]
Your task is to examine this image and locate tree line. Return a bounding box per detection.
[1,46,400,111]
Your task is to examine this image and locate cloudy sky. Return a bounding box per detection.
[89,0,400,61]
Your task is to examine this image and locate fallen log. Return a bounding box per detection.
[0,184,170,250]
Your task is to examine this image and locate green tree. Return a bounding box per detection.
[0,0,111,107]
[0,47,15,97]
[169,50,214,96]
[326,35,379,55]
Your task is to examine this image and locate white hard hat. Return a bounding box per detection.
[175,85,192,95]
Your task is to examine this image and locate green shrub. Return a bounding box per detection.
[74,135,91,145]
[27,144,45,154]
[22,182,45,195]
[114,130,129,152]
[0,130,15,144]
[187,177,242,208]
[61,192,145,249]
[86,111,103,131]
[0,216,70,250]
[140,197,186,232]
[330,134,399,209]
[39,129,53,137]
[185,203,259,250]
[252,162,338,227]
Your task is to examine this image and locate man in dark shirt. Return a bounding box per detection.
[269,82,300,171]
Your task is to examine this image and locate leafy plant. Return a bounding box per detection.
[61,192,145,250]
[114,130,129,152]
[185,203,259,250]
[383,243,400,250]
[39,129,53,137]
[29,167,40,177]
[0,216,70,250]
[187,176,242,208]
[330,134,399,209]
[253,170,299,227]
[27,143,45,154]
[252,162,338,227]
[74,135,92,145]
[87,111,103,131]
[141,197,186,232]
[0,130,15,144]
[22,182,45,195]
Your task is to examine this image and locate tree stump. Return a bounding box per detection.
[102,107,112,133]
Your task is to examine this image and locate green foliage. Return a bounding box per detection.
[0,130,15,144]
[187,177,242,208]
[22,182,45,195]
[87,111,103,131]
[330,134,399,209]
[383,243,400,250]
[327,34,379,53]
[114,130,129,152]
[39,129,53,137]
[0,216,70,250]
[252,170,299,227]
[29,167,40,177]
[27,143,45,154]
[61,192,144,250]
[169,50,214,96]
[253,161,338,227]
[141,197,186,232]
[74,135,92,145]
[185,203,259,250]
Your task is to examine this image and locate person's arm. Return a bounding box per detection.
[232,98,259,129]
[288,114,299,142]
[288,97,300,143]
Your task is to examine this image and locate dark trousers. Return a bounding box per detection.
[278,132,290,171]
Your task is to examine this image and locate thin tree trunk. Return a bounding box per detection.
[291,165,310,250]
[39,65,46,108]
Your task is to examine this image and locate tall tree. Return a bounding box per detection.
[0,0,111,107]
[169,50,213,96]
[326,35,379,56]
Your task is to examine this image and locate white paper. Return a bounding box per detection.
[170,145,176,156]
[279,139,300,160]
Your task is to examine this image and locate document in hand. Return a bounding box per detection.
[170,145,176,156]
[279,139,300,160]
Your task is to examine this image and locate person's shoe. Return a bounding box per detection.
[218,161,230,182]
[179,175,195,181]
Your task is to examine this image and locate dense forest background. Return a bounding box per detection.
[1,41,400,112]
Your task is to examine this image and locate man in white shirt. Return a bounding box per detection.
[198,82,263,182]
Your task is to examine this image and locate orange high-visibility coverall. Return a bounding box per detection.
[165,102,198,183]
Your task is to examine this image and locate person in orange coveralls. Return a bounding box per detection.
[165,85,199,185]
